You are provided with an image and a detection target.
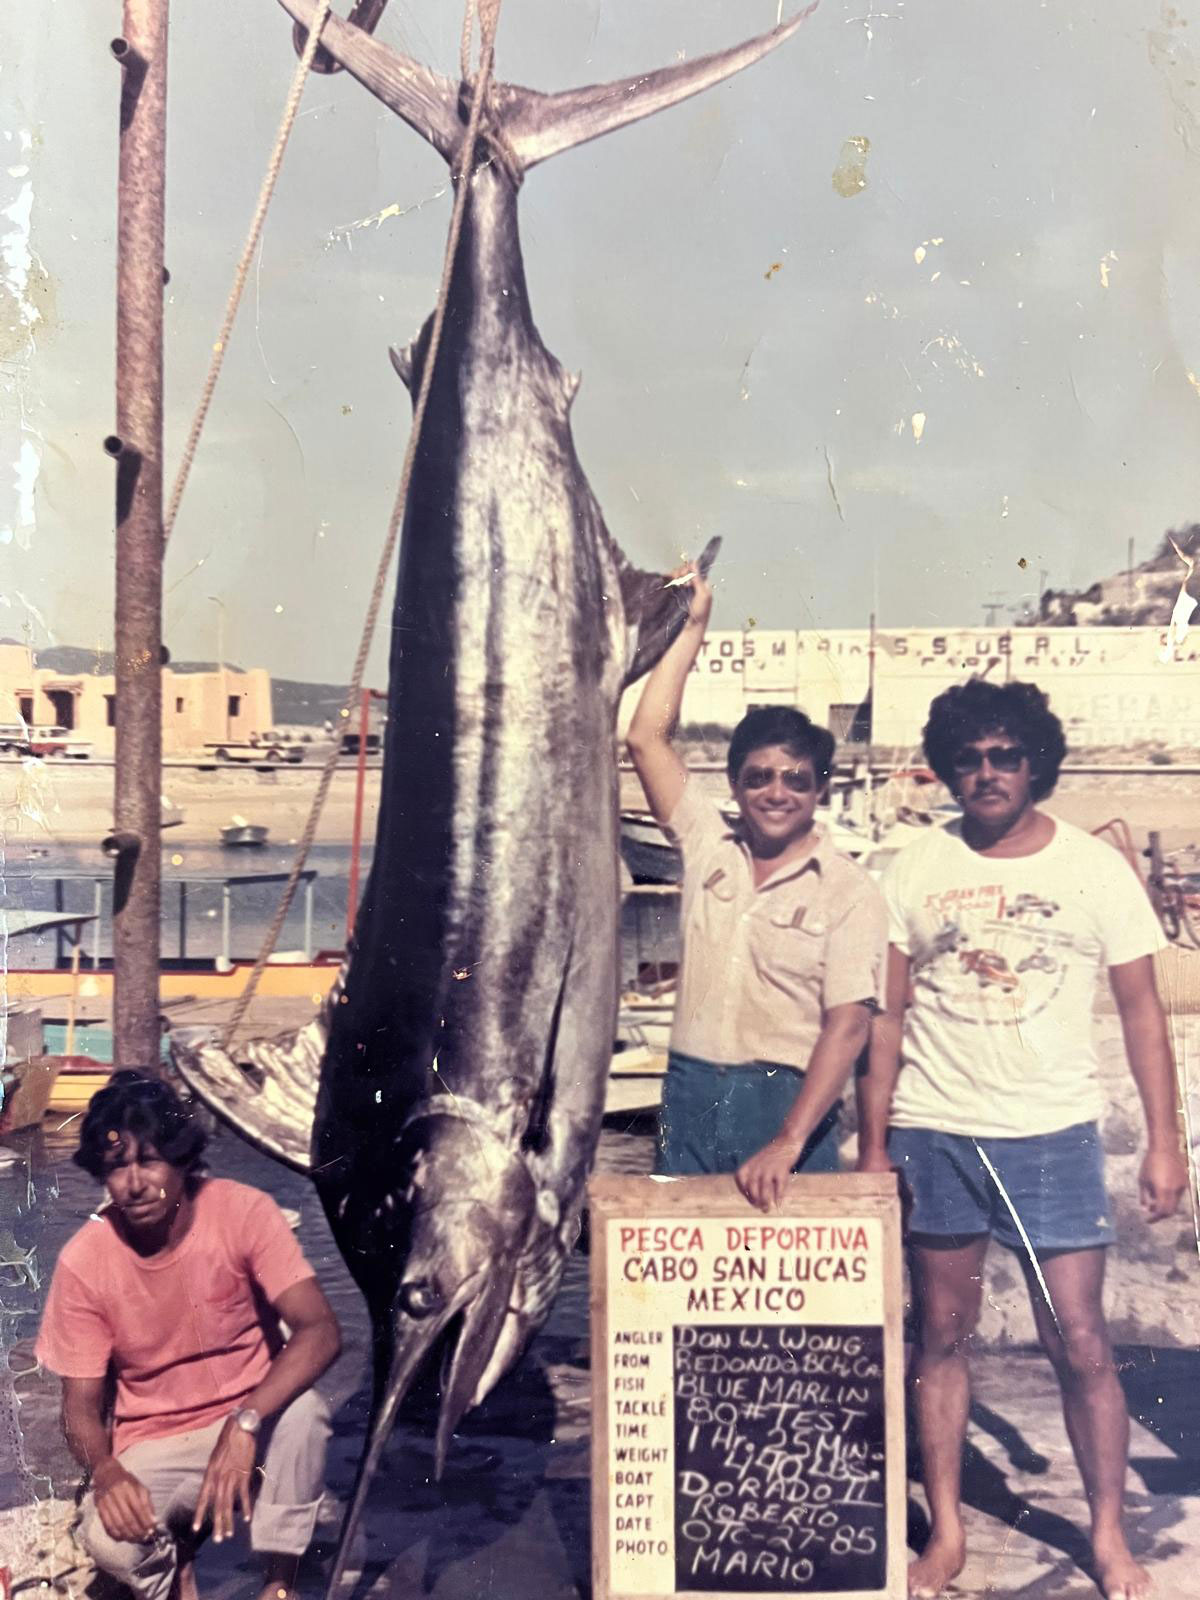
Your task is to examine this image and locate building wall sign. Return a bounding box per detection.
[615,625,1200,747]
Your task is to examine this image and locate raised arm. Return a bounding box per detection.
[1108,954,1188,1221]
[856,945,910,1170]
[624,568,712,825]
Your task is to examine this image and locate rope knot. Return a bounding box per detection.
[478,117,525,189]
[453,79,524,188]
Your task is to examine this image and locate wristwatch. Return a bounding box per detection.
[231,1407,261,1436]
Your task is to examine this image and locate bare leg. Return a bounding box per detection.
[173,1554,200,1600]
[257,1552,302,1600]
[907,1235,990,1599]
[1023,1247,1149,1600]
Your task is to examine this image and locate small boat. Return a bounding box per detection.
[45,1056,111,1114]
[605,1043,667,1116]
[220,818,269,848]
[5,955,343,1008]
[0,1057,62,1132]
[617,987,675,1055]
[619,810,680,884]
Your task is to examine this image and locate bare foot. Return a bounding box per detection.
[1093,1531,1152,1600]
[908,1531,967,1598]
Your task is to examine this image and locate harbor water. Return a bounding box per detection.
[1,840,681,984]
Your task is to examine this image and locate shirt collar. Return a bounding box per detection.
[729,820,831,888]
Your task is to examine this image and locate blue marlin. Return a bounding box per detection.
[173,0,811,1581]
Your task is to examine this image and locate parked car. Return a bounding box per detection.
[206,738,303,764]
[1,725,93,758]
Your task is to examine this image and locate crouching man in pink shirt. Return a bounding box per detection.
[36,1072,342,1600]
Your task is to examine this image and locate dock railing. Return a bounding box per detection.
[46,871,319,968]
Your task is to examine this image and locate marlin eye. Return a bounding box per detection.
[398,1280,443,1319]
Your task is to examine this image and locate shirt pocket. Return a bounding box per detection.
[186,1262,258,1344]
[689,867,737,936]
[756,905,827,983]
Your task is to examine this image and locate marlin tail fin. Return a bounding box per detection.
[273,0,816,172]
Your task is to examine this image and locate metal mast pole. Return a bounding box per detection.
[108,0,168,1070]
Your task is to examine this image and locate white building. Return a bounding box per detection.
[618,625,1200,749]
[0,643,274,756]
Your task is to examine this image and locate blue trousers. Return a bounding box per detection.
[655,1051,841,1176]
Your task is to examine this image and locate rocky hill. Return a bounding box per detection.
[1040,525,1199,627]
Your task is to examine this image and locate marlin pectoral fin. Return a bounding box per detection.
[272,0,459,158]
[620,535,721,687]
[170,1022,322,1174]
[502,6,819,170]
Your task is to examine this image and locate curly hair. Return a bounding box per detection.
[73,1070,208,1182]
[923,679,1067,801]
[726,706,836,786]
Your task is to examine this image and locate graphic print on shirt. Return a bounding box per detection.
[913,882,1099,1026]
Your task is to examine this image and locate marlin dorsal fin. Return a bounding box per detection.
[273,0,816,171]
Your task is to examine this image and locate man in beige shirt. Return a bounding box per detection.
[626,566,887,1209]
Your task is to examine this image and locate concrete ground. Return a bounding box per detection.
[2,1108,1198,1600]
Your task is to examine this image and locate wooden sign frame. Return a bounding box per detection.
[589,1173,906,1600]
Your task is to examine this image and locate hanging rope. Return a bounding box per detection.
[222,0,508,1045]
[460,0,479,83]
[162,0,336,546]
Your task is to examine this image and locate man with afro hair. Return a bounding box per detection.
[857,679,1187,1600]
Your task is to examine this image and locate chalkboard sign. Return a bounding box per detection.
[673,1324,886,1593]
[590,1174,904,1600]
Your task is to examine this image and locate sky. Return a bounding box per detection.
[5,0,1200,682]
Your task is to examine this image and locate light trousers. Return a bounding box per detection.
[79,1387,331,1600]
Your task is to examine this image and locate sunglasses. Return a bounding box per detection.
[951,744,1028,774]
[737,765,816,793]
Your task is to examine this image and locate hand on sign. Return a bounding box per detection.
[735,1137,798,1212]
[854,1145,894,1176]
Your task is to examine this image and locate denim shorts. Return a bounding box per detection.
[887,1121,1116,1252]
[655,1051,841,1177]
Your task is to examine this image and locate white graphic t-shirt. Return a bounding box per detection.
[882,817,1166,1138]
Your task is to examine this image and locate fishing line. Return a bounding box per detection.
[972,1139,1062,1337]
[224,0,510,1046]
[162,0,337,546]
